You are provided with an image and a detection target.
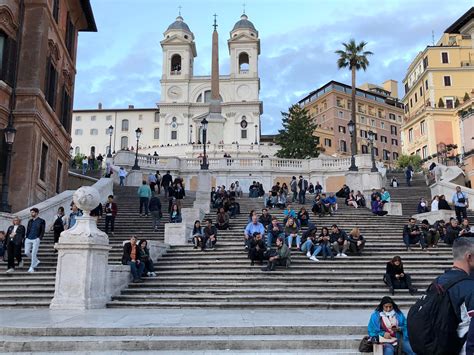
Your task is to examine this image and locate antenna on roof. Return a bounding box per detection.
[242,2,246,14]
[178,5,182,16]
[432,30,435,45]
[213,13,218,30]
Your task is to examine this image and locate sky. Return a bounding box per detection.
[74,0,472,134]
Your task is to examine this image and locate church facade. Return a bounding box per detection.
[158,14,263,145]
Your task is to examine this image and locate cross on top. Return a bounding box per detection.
[242,3,246,14]
[213,13,218,30]
[178,5,182,16]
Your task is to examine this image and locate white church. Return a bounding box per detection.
[158,14,262,146]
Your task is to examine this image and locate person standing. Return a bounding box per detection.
[148,194,162,231]
[148,172,157,193]
[25,208,45,273]
[452,186,469,223]
[297,176,308,204]
[5,217,25,273]
[51,207,68,252]
[155,171,162,194]
[405,165,413,186]
[174,182,185,209]
[105,195,118,235]
[161,170,173,198]
[81,156,88,175]
[118,167,127,186]
[68,204,83,229]
[290,176,297,203]
[137,180,152,217]
[96,153,104,169]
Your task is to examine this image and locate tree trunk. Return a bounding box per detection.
[351,66,357,155]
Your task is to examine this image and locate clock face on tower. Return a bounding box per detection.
[168,86,182,100]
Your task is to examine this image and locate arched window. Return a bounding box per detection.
[239,52,249,73]
[90,146,96,155]
[75,146,80,155]
[154,128,160,139]
[171,54,182,75]
[121,136,128,149]
[121,119,129,132]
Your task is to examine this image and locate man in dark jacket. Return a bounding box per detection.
[330,224,348,257]
[148,194,162,232]
[5,216,25,272]
[248,232,266,265]
[104,195,118,235]
[402,217,426,251]
[25,208,45,273]
[161,171,173,198]
[297,176,308,204]
[121,236,145,283]
[446,218,463,245]
[262,236,291,271]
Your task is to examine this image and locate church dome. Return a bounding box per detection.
[232,14,257,32]
[167,16,191,32]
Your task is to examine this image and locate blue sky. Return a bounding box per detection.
[74,0,472,134]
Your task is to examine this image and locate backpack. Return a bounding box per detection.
[53,216,64,232]
[407,273,469,355]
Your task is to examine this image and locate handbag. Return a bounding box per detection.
[358,336,374,352]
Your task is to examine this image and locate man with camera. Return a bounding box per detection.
[452,186,468,223]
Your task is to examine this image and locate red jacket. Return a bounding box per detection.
[105,202,118,217]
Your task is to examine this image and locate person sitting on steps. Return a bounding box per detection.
[248,231,266,266]
[326,193,338,213]
[244,214,265,249]
[460,218,473,238]
[202,219,217,251]
[216,207,230,230]
[330,224,348,258]
[346,191,358,208]
[297,207,310,227]
[192,220,203,249]
[301,225,318,259]
[285,217,301,250]
[336,184,350,198]
[261,236,291,272]
[445,218,463,245]
[371,196,388,216]
[402,217,426,251]
[258,208,272,231]
[383,256,417,295]
[438,194,451,210]
[266,217,284,249]
[381,188,391,204]
[416,197,429,214]
[347,227,365,255]
[355,190,366,208]
[169,204,182,223]
[138,239,156,277]
[420,219,440,248]
[121,236,145,283]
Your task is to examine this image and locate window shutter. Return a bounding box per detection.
[5,37,17,86]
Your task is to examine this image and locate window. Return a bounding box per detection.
[358,104,364,113]
[59,86,71,131]
[360,116,366,124]
[380,121,385,129]
[420,120,426,135]
[171,130,177,140]
[410,99,413,108]
[371,119,376,127]
[171,54,182,74]
[52,0,60,22]
[391,125,397,135]
[378,110,384,118]
[338,111,344,118]
[106,115,112,121]
[441,52,449,64]
[383,149,390,160]
[338,126,346,133]
[91,115,96,121]
[393,152,399,161]
[408,128,413,142]
[340,140,347,152]
[75,146,80,155]
[381,136,388,143]
[423,56,428,69]
[391,139,398,146]
[121,119,129,131]
[446,99,454,109]
[238,52,249,73]
[324,138,332,147]
[40,143,48,182]
[120,136,128,149]
[373,133,378,141]
[154,128,159,139]
[75,116,81,121]
[55,160,62,194]
[360,130,367,139]
[75,129,83,135]
[65,13,76,59]
[154,112,160,122]
[416,149,421,157]
[444,76,451,86]
[241,129,247,139]
[336,98,343,107]
[90,129,98,135]
[404,83,409,94]
[0,31,17,86]
[414,93,417,102]
[362,145,368,154]
[422,145,428,159]
[373,147,379,156]
[104,128,110,135]
[425,79,428,90]
[419,86,423,97]
[44,57,58,110]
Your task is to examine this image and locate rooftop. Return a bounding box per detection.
[444,6,474,34]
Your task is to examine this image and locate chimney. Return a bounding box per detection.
[382,80,398,99]
[128,105,135,109]
[98,102,102,110]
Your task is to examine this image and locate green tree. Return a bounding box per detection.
[275,105,320,159]
[335,39,373,155]
[396,154,422,171]
[463,92,470,102]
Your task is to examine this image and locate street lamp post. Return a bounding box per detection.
[347,119,358,171]
[189,124,193,144]
[132,127,142,170]
[107,125,114,158]
[254,124,258,144]
[368,130,378,172]
[0,125,17,212]
[200,118,209,170]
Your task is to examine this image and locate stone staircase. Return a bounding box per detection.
[0,186,195,307]
[384,172,431,216]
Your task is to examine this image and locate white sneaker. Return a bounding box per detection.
[147,272,151,276]
[341,253,348,257]
[6,268,14,273]
[309,256,320,262]
[306,251,311,258]
[150,272,157,277]
[28,267,35,273]
[336,253,342,258]
[33,260,40,268]
[19,260,24,268]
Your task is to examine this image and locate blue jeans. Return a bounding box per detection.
[139,197,149,215]
[120,176,125,186]
[82,163,87,175]
[287,234,301,248]
[267,232,284,248]
[312,244,331,258]
[128,261,145,280]
[403,234,426,249]
[383,340,415,355]
[301,239,313,253]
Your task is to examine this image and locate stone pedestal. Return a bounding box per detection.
[126,170,146,186]
[193,171,212,213]
[181,207,205,226]
[50,187,111,310]
[412,210,456,224]
[50,215,111,309]
[345,171,383,192]
[383,202,403,216]
[164,223,191,245]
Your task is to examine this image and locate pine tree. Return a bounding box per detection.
[275,105,320,159]
[463,92,470,102]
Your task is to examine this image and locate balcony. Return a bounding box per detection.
[170,70,181,75]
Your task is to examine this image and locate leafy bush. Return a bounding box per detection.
[396,154,422,171]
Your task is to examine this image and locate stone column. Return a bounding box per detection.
[50,187,111,310]
[193,171,212,213]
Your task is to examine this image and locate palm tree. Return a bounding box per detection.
[335,40,373,161]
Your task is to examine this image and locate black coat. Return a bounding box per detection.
[161,173,173,187]
[26,218,45,240]
[148,197,162,212]
[5,224,26,246]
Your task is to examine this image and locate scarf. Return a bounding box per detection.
[379,311,398,345]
